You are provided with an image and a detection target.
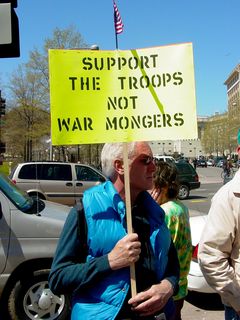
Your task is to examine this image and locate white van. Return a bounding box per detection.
[10,161,106,206]
[154,155,176,163]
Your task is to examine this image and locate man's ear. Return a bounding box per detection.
[114,159,124,175]
[237,146,240,155]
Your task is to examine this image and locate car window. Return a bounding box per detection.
[9,165,17,179]
[0,173,33,211]
[18,164,40,179]
[176,163,194,174]
[75,165,103,182]
[40,164,72,181]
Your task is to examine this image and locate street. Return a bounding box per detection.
[182,166,226,319]
[182,298,224,320]
[185,166,224,214]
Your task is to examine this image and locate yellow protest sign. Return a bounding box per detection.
[49,43,197,145]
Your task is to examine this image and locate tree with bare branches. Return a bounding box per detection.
[4,26,90,162]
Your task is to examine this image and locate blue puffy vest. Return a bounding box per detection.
[71,181,171,320]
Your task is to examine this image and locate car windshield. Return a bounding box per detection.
[0,173,34,212]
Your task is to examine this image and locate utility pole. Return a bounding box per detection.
[0,90,6,163]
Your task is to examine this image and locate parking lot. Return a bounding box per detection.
[182,293,224,319]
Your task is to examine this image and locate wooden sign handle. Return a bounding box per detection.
[123,143,137,297]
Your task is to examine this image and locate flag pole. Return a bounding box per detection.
[113,0,123,50]
[115,32,119,50]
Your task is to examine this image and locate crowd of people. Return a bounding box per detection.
[48,131,240,320]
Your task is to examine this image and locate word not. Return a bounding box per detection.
[106,113,184,130]
[82,54,158,71]
[57,117,93,131]
[107,96,138,110]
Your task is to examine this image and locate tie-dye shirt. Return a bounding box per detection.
[161,199,192,300]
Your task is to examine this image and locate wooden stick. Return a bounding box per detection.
[123,142,137,297]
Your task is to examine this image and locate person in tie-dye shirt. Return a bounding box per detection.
[151,161,192,320]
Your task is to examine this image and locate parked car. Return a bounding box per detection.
[216,159,224,168]
[176,157,190,163]
[207,159,215,166]
[188,212,215,293]
[214,157,225,167]
[10,161,106,206]
[154,155,176,164]
[0,172,71,319]
[197,159,207,167]
[175,162,200,199]
[235,159,240,168]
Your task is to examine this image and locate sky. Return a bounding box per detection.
[0,0,240,117]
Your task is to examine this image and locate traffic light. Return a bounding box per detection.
[0,142,6,154]
[0,0,17,6]
[0,98,6,115]
[0,91,6,116]
[0,0,20,58]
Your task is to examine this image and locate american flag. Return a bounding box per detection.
[113,1,124,34]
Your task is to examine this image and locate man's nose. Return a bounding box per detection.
[149,161,156,171]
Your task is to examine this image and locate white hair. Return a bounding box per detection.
[101,142,138,179]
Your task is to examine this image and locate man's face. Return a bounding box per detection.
[129,142,156,193]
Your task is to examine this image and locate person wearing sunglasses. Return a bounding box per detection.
[49,141,179,320]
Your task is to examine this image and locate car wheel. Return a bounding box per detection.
[8,269,70,320]
[178,184,190,200]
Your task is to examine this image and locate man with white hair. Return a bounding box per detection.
[49,141,179,320]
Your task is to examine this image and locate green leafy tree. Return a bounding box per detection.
[201,113,234,157]
[4,105,50,161]
[228,114,240,154]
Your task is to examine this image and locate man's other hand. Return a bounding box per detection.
[128,280,174,317]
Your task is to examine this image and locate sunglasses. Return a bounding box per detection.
[140,156,155,165]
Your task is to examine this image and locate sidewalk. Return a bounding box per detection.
[182,292,224,320]
[182,300,224,320]
[199,174,222,184]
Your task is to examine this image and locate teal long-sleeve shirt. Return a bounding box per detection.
[48,207,179,296]
[48,207,111,295]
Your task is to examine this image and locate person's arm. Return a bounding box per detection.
[164,203,192,291]
[163,238,180,295]
[198,187,240,312]
[48,207,110,295]
[49,207,141,295]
